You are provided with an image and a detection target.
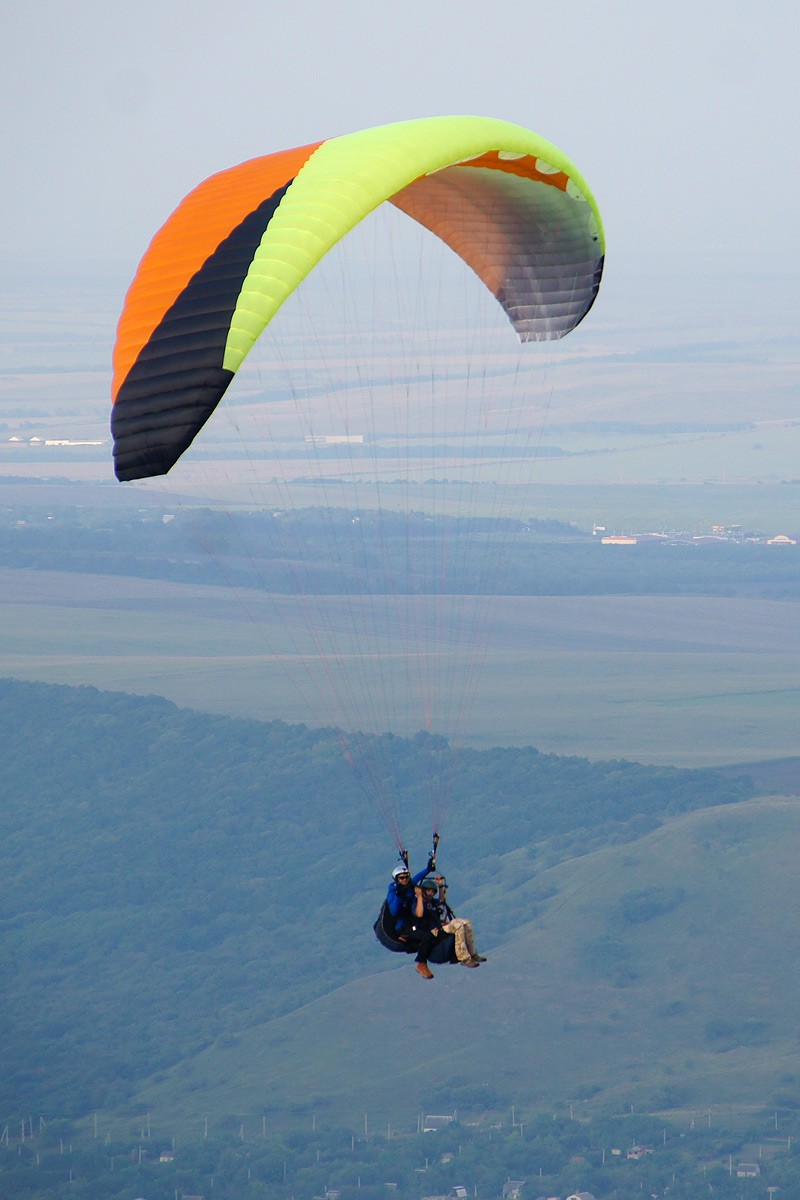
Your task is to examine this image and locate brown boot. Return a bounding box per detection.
[415,961,434,980]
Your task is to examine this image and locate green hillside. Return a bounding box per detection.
[0,677,755,1126]
[135,796,800,1131]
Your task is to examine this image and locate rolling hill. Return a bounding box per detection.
[132,796,800,1132]
[0,677,759,1128]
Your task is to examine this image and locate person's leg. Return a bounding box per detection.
[405,928,436,978]
[443,919,471,963]
[402,927,435,963]
[463,920,486,961]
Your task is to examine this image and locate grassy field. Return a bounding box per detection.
[128,796,800,1133]
[3,566,800,766]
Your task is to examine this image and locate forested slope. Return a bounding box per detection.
[0,678,753,1118]
[139,797,800,1130]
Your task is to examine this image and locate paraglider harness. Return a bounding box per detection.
[373,835,459,965]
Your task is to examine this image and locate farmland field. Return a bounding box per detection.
[3,566,800,767]
[3,272,800,771]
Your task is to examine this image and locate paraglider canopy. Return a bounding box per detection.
[111,115,604,482]
[110,114,605,863]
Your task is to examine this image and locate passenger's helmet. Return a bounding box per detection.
[420,875,439,892]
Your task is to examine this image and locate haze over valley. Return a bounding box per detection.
[3,3,800,1195]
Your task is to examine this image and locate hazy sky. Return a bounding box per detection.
[3,0,798,286]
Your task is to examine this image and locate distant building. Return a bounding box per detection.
[601,535,637,544]
[420,1190,469,1200]
[422,1114,455,1132]
[767,534,797,544]
[43,439,104,447]
[736,1163,761,1177]
[304,434,364,445]
[565,1193,598,1200]
[502,1180,526,1199]
[626,1145,653,1160]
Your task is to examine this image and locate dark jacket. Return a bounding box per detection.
[386,868,429,932]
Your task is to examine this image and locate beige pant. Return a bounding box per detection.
[442,918,476,963]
